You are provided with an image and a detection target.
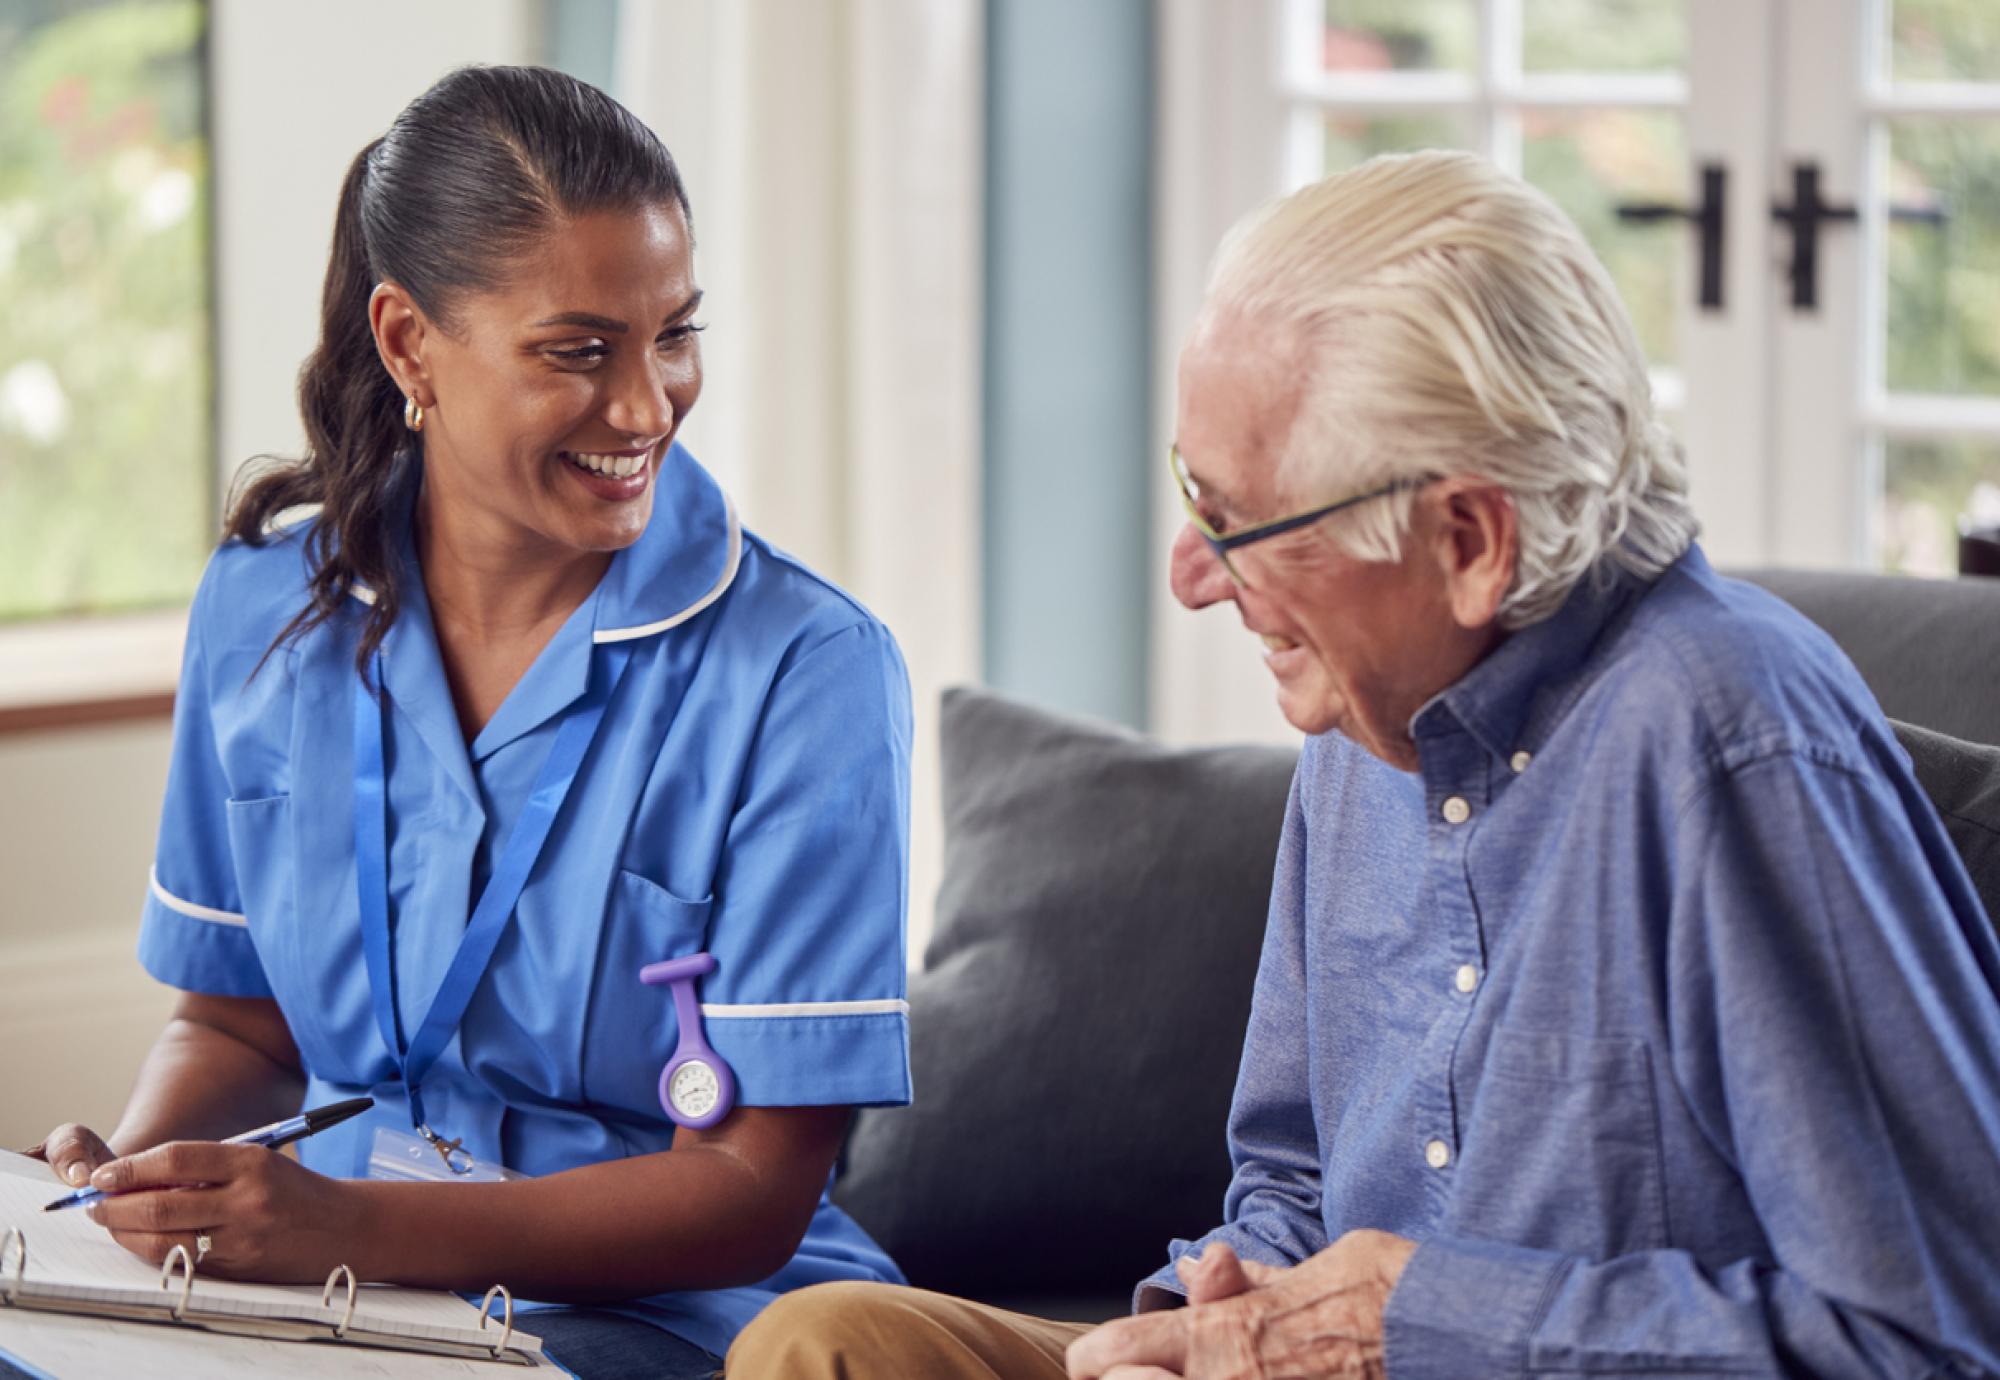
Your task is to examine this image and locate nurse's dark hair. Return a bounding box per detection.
[224,64,692,674]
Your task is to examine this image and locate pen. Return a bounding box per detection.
[42,1097,375,1213]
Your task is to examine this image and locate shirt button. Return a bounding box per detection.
[1441,795,1471,825]
[1455,964,1479,994]
[1425,1139,1452,1169]
[1510,750,1532,774]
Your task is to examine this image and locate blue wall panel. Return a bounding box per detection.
[983,0,1155,728]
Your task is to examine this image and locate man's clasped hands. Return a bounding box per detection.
[1066,1230,1418,1380]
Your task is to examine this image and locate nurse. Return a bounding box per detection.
[26,65,912,1378]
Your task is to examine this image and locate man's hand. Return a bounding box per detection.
[1066,1230,1418,1380]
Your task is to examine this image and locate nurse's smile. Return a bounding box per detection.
[559,445,658,502]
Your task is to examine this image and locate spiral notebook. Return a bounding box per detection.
[0,1151,544,1369]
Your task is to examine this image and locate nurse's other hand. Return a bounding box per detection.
[25,1123,116,1188]
[84,1140,357,1282]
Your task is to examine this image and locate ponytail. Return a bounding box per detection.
[225,140,407,673]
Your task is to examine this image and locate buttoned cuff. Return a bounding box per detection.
[136,883,273,999]
[1383,1235,1571,1380]
[708,1010,911,1107]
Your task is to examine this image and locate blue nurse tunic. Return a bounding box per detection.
[134,443,913,1356]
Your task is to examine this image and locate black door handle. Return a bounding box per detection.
[1615,162,1726,311]
[1771,163,1856,310]
[1772,161,1949,311]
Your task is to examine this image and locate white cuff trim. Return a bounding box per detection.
[700,998,908,1019]
[149,868,248,927]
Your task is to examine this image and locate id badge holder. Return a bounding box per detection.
[366,1126,528,1183]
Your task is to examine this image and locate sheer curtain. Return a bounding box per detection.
[615,0,983,954]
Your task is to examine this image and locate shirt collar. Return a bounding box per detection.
[349,440,742,643]
[590,441,742,643]
[1412,545,1702,765]
[349,442,742,776]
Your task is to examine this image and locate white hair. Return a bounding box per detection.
[1202,150,1698,629]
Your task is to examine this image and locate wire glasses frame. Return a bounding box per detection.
[1170,445,1421,587]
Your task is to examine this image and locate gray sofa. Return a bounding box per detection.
[831,568,2000,1323]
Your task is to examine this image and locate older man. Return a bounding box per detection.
[729,152,2000,1378]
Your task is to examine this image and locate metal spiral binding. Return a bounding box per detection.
[476,1283,515,1359]
[158,1243,196,1321]
[320,1263,359,1338]
[0,1227,24,1306]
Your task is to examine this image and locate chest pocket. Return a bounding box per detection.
[579,869,714,1122]
[1446,1028,1669,1261]
[223,794,292,930]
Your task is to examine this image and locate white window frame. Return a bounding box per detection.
[1784,0,2000,569]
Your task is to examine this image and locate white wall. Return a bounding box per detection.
[0,723,177,1148]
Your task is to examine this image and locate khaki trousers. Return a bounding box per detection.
[726,1282,1094,1379]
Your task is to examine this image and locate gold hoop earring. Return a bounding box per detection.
[403,396,424,433]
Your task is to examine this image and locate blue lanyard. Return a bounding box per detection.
[353,641,633,1141]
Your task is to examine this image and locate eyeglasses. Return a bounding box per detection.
[1170,445,1421,587]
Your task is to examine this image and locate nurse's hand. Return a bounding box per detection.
[22,1123,117,1189]
[83,1140,359,1283]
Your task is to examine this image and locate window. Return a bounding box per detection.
[1274,0,2000,576]
[1868,0,2000,573]
[0,0,212,622]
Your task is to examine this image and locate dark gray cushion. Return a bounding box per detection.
[833,686,1298,1305]
[1893,720,2000,928]
[1736,569,2000,748]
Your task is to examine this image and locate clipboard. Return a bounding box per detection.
[0,1153,543,1369]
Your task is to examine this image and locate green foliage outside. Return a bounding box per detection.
[1523,0,1683,73]
[0,0,210,621]
[1893,0,2000,83]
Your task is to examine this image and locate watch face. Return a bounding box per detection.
[669,1060,721,1120]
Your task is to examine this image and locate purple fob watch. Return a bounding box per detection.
[638,953,737,1129]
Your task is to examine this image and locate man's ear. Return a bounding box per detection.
[1428,479,1517,630]
[369,281,433,408]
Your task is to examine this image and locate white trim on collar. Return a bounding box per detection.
[344,494,741,631]
[594,495,743,644]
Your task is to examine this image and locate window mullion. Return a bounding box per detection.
[1482,0,1523,172]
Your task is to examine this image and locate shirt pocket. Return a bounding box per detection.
[223,793,292,930]
[222,791,347,1075]
[1447,1027,1670,1261]
[578,869,715,1123]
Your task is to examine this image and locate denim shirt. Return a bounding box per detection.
[1141,545,2000,1377]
